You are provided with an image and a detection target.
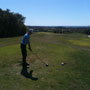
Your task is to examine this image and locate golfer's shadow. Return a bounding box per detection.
[21,65,38,81]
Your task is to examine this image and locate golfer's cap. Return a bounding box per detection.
[29,29,33,33]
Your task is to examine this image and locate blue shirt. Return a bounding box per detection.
[21,33,30,45]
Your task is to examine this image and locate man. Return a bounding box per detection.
[21,29,33,66]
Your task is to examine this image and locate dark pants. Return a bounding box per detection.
[21,44,27,65]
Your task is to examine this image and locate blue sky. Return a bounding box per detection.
[0,0,90,26]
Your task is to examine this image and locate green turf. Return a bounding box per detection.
[0,32,90,90]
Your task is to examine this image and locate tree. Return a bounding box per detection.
[0,8,26,38]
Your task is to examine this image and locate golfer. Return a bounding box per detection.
[21,29,33,66]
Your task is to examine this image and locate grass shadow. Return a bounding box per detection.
[21,65,38,81]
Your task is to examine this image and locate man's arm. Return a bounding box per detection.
[28,41,32,51]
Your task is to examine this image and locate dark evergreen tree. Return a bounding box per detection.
[0,8,26,38]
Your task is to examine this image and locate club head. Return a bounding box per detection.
[46,64,48,67]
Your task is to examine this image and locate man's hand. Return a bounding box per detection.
[28,47,32,52]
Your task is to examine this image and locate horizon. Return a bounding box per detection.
[28,25,90,27]
[0,0,90,26]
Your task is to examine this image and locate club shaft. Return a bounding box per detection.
[32,52,46,64]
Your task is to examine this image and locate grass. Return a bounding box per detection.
[0,32,90,90]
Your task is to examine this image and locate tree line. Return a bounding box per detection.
[53,27,90,34]
[0,8,27,38]
[28,26,90,34]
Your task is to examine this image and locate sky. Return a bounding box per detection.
[0,0,90,26]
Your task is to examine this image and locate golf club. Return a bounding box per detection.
[32,52,48,67]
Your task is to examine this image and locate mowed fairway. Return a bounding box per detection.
[0,32,90,90]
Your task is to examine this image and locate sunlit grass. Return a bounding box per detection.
[69,39,90,47]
